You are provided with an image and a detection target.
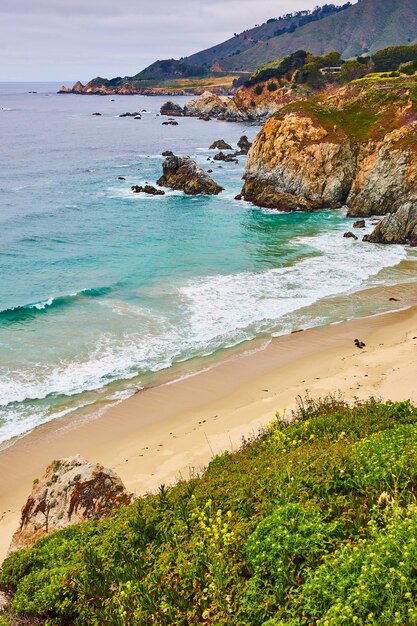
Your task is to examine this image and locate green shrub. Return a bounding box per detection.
[254,84,264,95]
[267,81,278,92]
[2,399,417,624]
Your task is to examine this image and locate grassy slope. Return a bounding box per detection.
[221,0,417,72]
[2,397,417,624]
[271,74,417,143]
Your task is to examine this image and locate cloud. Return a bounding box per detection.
[1,0,355,81]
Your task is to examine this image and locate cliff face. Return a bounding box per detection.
[243,76,417,215]
[243,113,356,211]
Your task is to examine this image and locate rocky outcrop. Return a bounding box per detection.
[242,77,417,214]
[209,140,233,150]
[131,185,165,196]
[58,80,189,97]
[237,135,252,154]
[184,91,228,118]
[119,111,141,118]
[213,151,238,163]
[346,123,417,217]
[160,101,184,117]
[157,156,223,195]
[8,456,132,553]
[243,113,356,211]
[364,202,417,244]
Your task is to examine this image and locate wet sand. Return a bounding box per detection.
[1,304,417,562]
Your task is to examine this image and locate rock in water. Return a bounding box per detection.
[209,139,233,150]
[237,135,252,154]
[131,184,165,196]
[8,455,132,553]
[364,202,417,244]
[213,151,238,163]
[157,156,224,195]
[343,232,358,240]
[160,101,184,117]
[184,91,228,118]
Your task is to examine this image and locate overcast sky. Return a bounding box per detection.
[2,0,354,82]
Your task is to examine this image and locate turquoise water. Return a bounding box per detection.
[0,83,411,443]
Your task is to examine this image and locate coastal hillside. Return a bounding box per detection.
[2,398,417,624]
[62,0,417,94]
[221,0,417,71]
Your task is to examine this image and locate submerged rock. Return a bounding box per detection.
[160,101,184,117]
[157,156,223,195]
[209,139,233,151]
[162,120,179,126]
[364,202,417,244]
[8,455,132,554]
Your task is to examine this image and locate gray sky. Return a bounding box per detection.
[2,1,354,82]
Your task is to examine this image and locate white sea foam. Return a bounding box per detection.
[0,228,407,443]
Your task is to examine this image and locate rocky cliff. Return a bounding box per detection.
[8,456,132,553]
[242,76,417,215]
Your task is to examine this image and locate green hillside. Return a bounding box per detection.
[220,0,417,71]
[2,397,417,624]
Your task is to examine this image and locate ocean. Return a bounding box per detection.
[0,82,415,444]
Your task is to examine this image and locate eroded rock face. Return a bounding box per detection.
[160,101,184,117]
[8,455,132,553]
[364,202,417,244]
[346,124,417,217]
[184,91,228,118]
[157,156,223,195]
[242,113,356,211]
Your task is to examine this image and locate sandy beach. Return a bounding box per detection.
[1,303,417,562]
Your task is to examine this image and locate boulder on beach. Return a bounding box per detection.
[160,101,184,117]
[8,455,132,554]
[157,155,224,195]
[364,202,417,244]
[209,139,233,151]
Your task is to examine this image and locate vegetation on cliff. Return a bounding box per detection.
[2,397,417,624]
